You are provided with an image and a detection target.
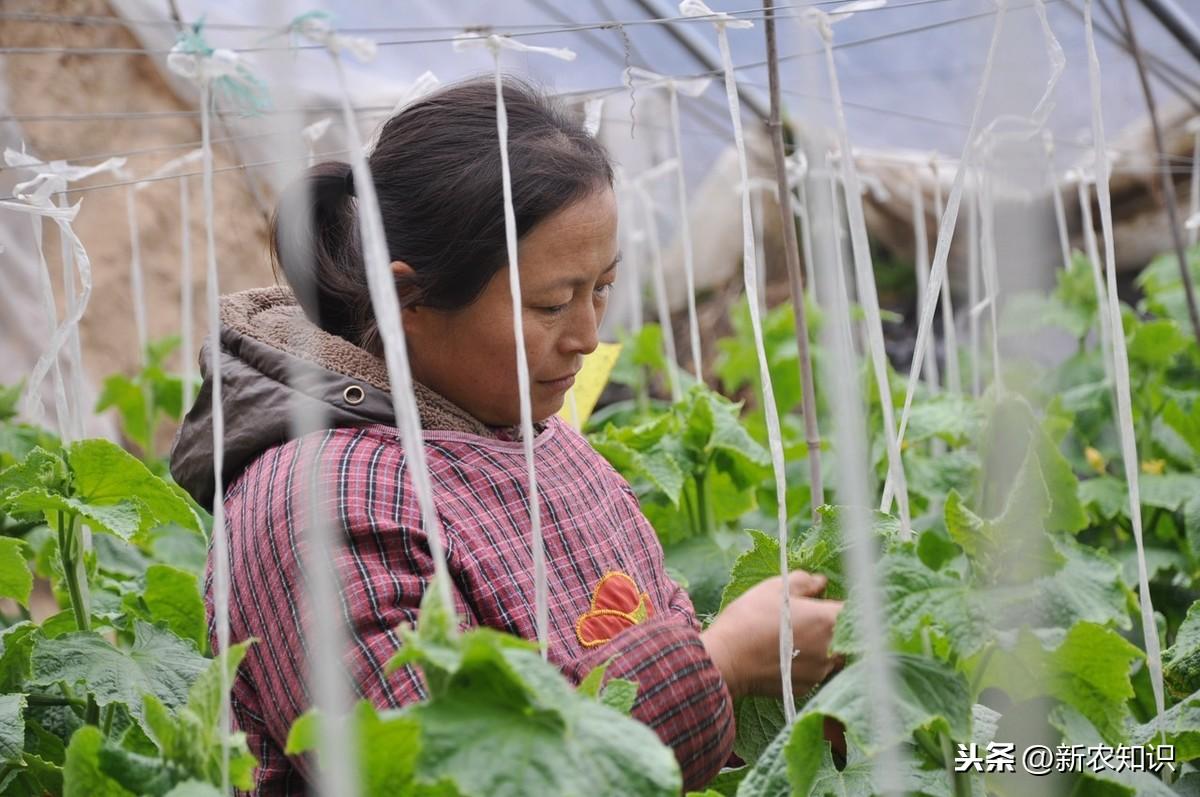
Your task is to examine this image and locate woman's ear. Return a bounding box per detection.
[392,260,424,337]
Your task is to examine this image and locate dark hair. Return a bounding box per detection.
[270,76,614,355]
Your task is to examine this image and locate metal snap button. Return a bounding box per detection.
[343,385,365,405]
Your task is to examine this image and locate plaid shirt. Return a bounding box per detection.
[205,417,735,794]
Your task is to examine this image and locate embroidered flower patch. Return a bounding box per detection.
[575,571,654,647]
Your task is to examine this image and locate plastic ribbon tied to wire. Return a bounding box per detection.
[452,29,577,657]
[680,0,800,721]
[166,19,270,793]
[3,149,125,442]
[624,66,711,382]
[1082,0,1167,736]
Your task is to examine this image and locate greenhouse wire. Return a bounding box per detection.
[1075,173,1115,384]
[817,2,912,537]
[1083,0,1168,739]
[688,0,797,720]
[930,156,961,395]
[880,0,1007,515]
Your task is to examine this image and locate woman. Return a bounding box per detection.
[171,77,842,795]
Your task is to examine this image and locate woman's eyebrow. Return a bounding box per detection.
[545,253,622,289]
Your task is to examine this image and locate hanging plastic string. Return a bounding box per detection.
[119,176,149,365]
[789,152,819,302]
[879,0,1008,515]
[1188,117,1199,248]
[166,18,269,791]
[1083,0,1166,730]
[624,67,710,381]
[909,171,939,391]
[682,0,798,720]
[741,177,776,315]
[929,156,961,395]
[363,70,440,156]
[632,160,685,401]
[803,0,913,535]
[2,150,125,439]
[614,168,646,334]
[131,150,204,406]
[966,174,981,397]
[1071,168,1114,384]
[1042,132,1072,273]
[453,31,576,656]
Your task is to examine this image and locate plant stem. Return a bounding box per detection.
[101,703,115,736]
[85,694,99,727]
[969,642,997,696]
[695,468,710,537]
[682,485,699,538]
[763,0,825,517]
[56,512,89,634]
[24,693,85,708]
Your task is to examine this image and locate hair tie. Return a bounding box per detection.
[343,167,356,197]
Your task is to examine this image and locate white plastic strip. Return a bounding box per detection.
[880,1,1007,514]
[910,174,939,390]
[978,165,1003,389]
[56,192,84,442]
[637,184,683,401]
[1043,133,1073,273]
[179,177,194,410]
[967,177,981,397]
[1075,173,1114,383]
[930,158,961,395]
[455,31,576,657]
[123,186,149,362]
[1083,0,1166,727]
[792,154,819,302]
[684,0,796,719]
[811,8,912,536]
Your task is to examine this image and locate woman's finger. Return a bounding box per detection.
[787,569,828,597]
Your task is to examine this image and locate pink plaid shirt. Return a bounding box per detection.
[205,417,735,794]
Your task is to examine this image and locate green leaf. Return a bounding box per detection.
[1140,473,1200,512]
[1127,319,1188,369]
[97,743,180,796]
[0,383,22,422]
[139,565,206,651]
[1163,400,1200,456]
[732,696,787,764]
[1079,476,1128,521]
[978,624,1142,744]
[599,678,638,715]
[63,726,136,797]
[32,622,207,728]
[718,531,800,614]
[162,781,225,797]
[5,488,141,540]
[780,655,970,797]
[0,624,36,693]
[95,375,150,453]
[0,693,25,765]
[917,528,960,571]
[576,661,610,699]
[1164,601,1200,700]
[66,440,200,533]
[1130,690,1200,762]
[0,537,32,607]
[944,490,989,560]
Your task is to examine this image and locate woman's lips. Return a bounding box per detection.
[539,373,576,392]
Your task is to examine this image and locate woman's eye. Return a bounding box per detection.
[594,282,614,299]
[537,303,568,315]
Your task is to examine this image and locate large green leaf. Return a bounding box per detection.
[0,693,25,765]
[138,565,206,651]
[62,726,136,797]
[753,655,970,797]
[4,489,141,540]
[66,440,200,534]
[1164,601,1200,700]
[977,623,1141,744]
[0,537,32,607]
[719,531,803,613]
[32,622,206,727]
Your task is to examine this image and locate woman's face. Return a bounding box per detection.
[401,186,620,427]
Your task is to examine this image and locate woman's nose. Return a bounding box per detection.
[562,300,600,356]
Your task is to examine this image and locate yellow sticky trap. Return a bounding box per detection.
[559,341,622,430]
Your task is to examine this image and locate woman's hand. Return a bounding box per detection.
[701,570,844,701]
